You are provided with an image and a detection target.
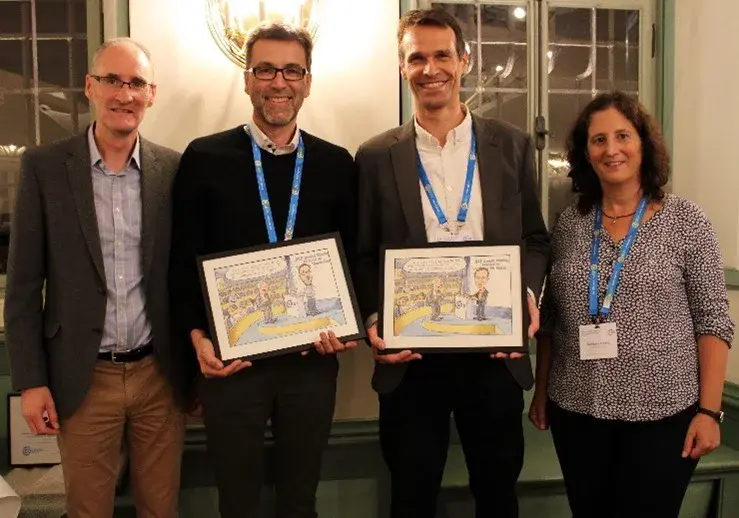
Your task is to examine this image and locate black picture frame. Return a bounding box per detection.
[198,232,365,362]
[378,241,529,354]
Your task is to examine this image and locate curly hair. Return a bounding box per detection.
[566,91,670,214]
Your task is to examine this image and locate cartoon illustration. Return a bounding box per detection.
[392,255,513,338]
[213,249,348,347]
[298,263,320,317]
[470,267,489,321]
[427,278,443,321]
[253,281,277,324]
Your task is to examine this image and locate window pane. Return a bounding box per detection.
[0,40,33,89]
[72,38,88,88]
[595,10,640,93]
[38,40,71,88]
[36,0,70,34]
[0,94,36,148]
[434,2,529,131]
[477,91,527,132]
[40,91,90,143]
[0,2,28,34]
[72,0,87,33]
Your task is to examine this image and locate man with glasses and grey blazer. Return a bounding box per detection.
[5,38,189,518]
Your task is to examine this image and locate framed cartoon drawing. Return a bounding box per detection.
[198,233,364,361]
[379,244,526,353]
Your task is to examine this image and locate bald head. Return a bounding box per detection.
[91,38,154,79]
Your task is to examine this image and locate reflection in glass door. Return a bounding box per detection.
[432,2,531,132]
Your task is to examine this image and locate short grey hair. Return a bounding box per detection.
[91,37,154,76]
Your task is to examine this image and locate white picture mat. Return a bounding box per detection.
[8,396,61,466]
[382,245,523,349]
[202,237,359,360]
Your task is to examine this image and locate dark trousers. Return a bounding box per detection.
[199,352,338,518]
[379,355,524,518]
[548,400,699,518]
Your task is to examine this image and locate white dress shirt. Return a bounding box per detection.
[245,119,301,156]
[414,109,484,241]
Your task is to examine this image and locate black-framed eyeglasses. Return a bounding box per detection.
[90,74,154,92]
[247,65,308,81]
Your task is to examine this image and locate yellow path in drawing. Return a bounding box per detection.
[227,305,287,345]
[259,317,337,335]
[393,303,455,335]
[422,320,501,335]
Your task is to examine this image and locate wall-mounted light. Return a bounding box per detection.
[205,0,321,69]
[0,145,25,157]
[513,7,526,20]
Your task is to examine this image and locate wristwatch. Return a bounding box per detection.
[696,407,725,424]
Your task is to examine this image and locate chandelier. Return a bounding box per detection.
[205,0,321,69]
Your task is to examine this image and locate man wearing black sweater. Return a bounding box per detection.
[169,23,357,518]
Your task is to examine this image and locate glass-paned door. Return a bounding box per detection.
[0,0,102,273]
[544,2,654,226]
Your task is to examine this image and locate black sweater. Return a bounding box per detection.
[169,126,357,341]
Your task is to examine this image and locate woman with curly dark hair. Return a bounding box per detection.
[528,92,733,517]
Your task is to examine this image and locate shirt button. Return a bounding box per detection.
[118,275,123,280]
[115,241,121,247]
[115,207,120,212]
[447,186,453,191]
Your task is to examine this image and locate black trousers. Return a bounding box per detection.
[548,400,699,518]
[379,355,524,518]
[199,352,338,518]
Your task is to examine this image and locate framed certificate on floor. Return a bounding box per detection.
[379,243,527,354]
[7,393,61,467]
[199,232,364,362]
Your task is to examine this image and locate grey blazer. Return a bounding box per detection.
[4,132,187,419]
[355,115,550,393]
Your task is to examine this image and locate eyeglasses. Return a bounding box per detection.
[247,65,308,81]
[90,74,154,92]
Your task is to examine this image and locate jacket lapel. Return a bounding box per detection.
[390,120,427,243]
[139,139,165,278]
[66,134,105,283]
[473,116,503,241]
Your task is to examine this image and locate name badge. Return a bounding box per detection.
[578,322,618,360]
[432,228,475,243]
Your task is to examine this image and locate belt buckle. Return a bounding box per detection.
[110,351,124,364]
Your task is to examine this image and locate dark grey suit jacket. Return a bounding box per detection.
[4,132,187,419]
[355,115,550,393]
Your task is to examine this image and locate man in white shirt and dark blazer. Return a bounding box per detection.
[355,8,550,518]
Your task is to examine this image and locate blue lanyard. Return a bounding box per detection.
[250,134,305,243]
[417,133,477,233]
[588,197,649,319]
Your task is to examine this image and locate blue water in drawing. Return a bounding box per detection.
[235,297,346,345]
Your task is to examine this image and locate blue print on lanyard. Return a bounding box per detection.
[251,135,305,243]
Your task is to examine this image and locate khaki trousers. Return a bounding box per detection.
[58,355,185,518]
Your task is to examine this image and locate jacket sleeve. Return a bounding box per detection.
[520,136,550,301]
[5,151,49,390]
[168,144,210,345]
[354,145,382,322]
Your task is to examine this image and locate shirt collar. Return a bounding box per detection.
[414,107,473,150]
[87,123,141,171]
[245,119,301,156]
